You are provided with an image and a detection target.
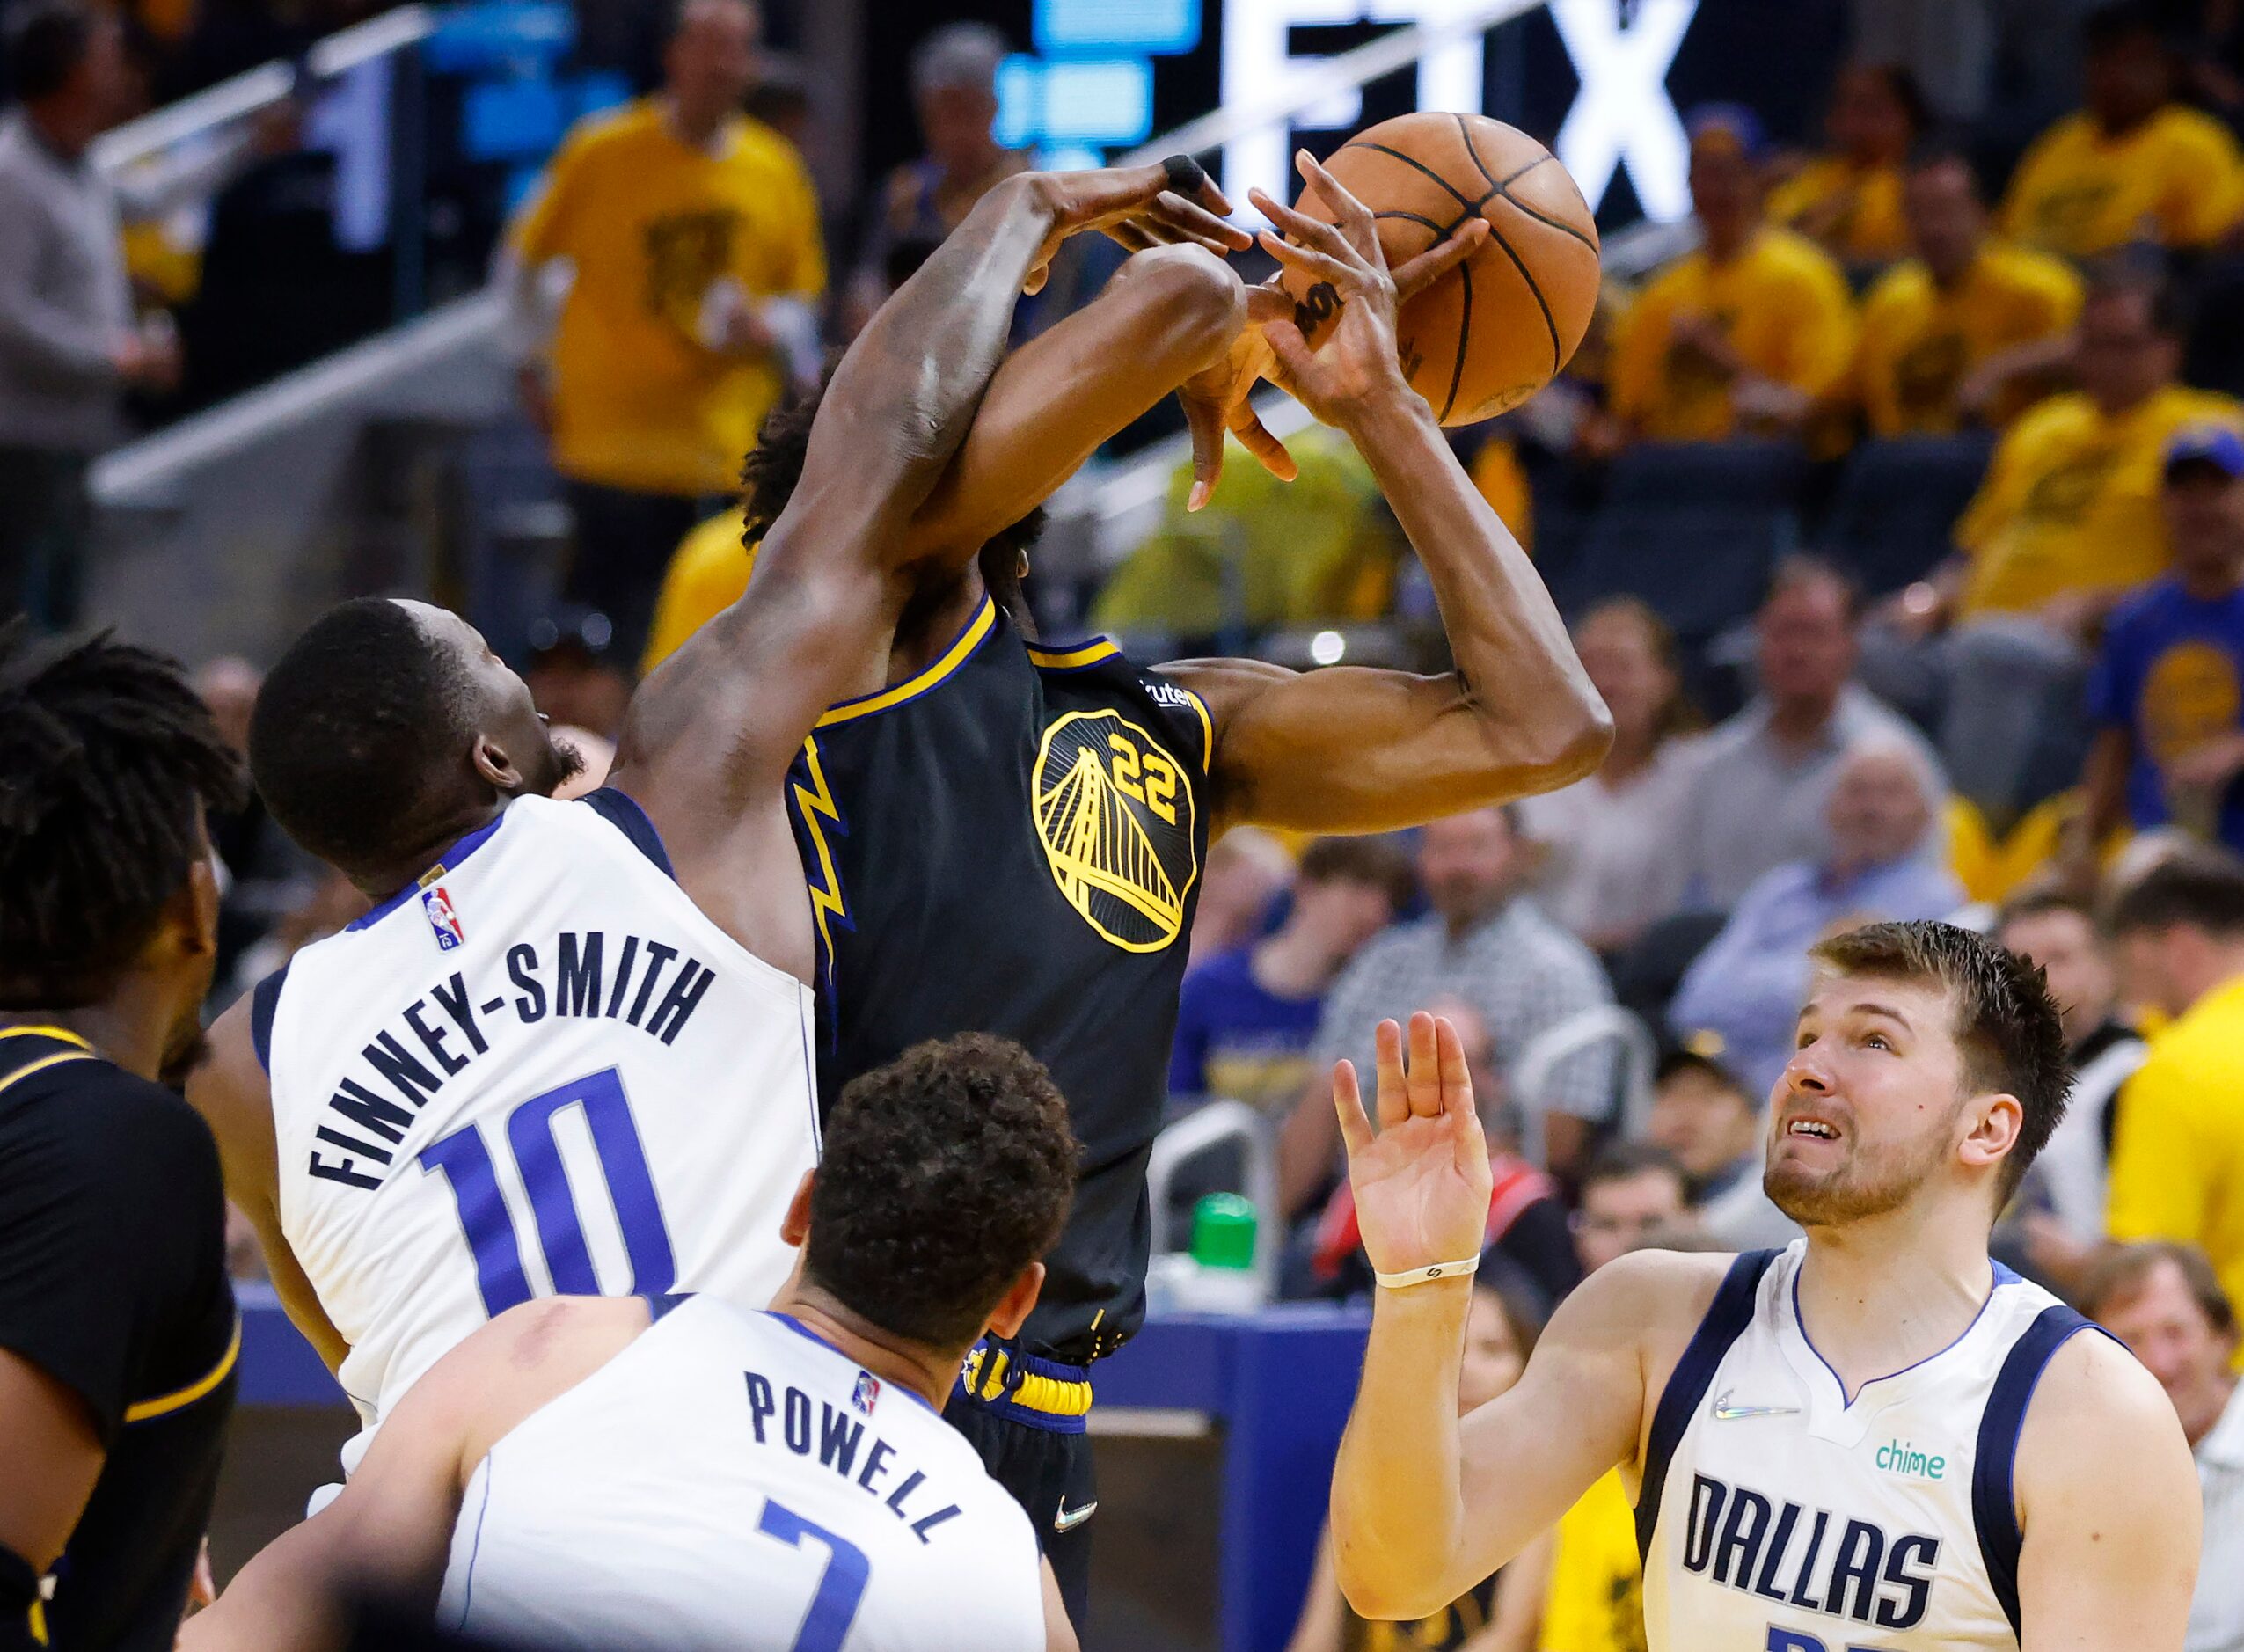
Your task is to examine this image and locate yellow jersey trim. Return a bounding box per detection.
[816,596,995,727]
[1023,638,1122,671]
[1179,684,1214,776]
[961,1347,1093,1418]
[0,1027,91,1051]
[124,1316,240,1424]
[790,735,851,982]
[27,1597,45,1646]
[0,1051,95,1095]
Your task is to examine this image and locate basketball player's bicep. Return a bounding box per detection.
[1173,659,1575,835]
[2014,1334,2200,1651]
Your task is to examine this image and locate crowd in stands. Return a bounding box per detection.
[18,0,2244,1642]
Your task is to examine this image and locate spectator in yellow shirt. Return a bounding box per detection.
[1609,107,1857,445]
[2105,851,2244,1338]
[1853,144,2083,437]
[503,0,825,663]
[1862,271,2244,818]
[1999,3,2244,262]
[1767,62,1925,272]
[643,505,753,675]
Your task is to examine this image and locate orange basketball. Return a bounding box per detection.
[1278,113,1602,426]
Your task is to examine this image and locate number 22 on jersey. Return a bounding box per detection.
[419,1067,677,1317]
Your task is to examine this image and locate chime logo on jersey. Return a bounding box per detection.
[421,886,465,952]
[853,1370,881,1415]
[1031,709,1199,954]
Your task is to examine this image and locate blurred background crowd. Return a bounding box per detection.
[13,0,2244,1645]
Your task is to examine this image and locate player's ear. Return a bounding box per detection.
[1958,1092,2023,1175]
[472,735,525,795]
[984,1262,1047,1341]
[778,1170,815,1248]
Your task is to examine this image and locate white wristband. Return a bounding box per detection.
[1373,1256,1480,1290]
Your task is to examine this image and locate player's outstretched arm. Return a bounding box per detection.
[185,1002,349,1373]
[185,1297,649,1652]
[2013,1330,2199,1652]
[1326,1015,1665,1620]
[610,162,1243,976]
[1161,153,1612,838]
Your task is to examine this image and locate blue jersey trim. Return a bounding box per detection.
[581,786,675,880]
[249,961,290,1075]
[764,1312,938,1414]
[642,1290,695,1323]
[1971,1303,2106,1639]
[345,812,509,932]
[1636,1249,1778,1562]
[1793,1257,2012,1406]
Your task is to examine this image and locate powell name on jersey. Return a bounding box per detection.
[260,793,817,1431]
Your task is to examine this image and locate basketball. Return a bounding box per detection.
[1277,113,1602,426]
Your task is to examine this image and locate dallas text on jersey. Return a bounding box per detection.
[743,1363,964,1543]
[306,931,717,1190]
[1679,1472,1942,1633]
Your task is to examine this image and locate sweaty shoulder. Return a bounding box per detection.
[2014,1325,2194,1537]
[1559,1247,1737,1385]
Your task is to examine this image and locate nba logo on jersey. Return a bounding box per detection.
[852,1370,881,1415]
[420,885,464,952]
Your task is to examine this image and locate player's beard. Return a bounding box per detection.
[1764,1100,1960,1227]
[532,729,588,798]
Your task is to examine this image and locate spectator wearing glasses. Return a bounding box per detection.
[2105,850,2244,1319]
[1851,143,2082,439]
[2080,427,2244,861]
[2000,2,2244,263]
[2080,1243,2244,1652]
[1609,106,1857,445]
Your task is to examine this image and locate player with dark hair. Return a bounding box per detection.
[1326,920,2198,1650]
[0,624,245,1648]
[185,1034,1083,1652]
[186,163,1250,1480]
[749,154,1606,1611]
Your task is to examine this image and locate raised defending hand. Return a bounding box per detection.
[1024,157,1252,295]
[1178,186,1486,510]
[1334,1013,1494,1279]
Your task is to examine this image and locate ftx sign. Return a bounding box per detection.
[1217,0,1699,223]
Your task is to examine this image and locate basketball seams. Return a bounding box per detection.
[1339,140,1478,211]
[1479,217,1561,380]
[1454,113,1601,255]
[1443,259,1473,421]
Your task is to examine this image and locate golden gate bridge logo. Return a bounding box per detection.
[1033,711,1198,954]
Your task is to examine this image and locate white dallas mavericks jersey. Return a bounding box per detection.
[258,791,817,1435]
[1641,1240,2104,1651]
[437,1295,1046,1651]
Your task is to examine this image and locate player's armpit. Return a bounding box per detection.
[186,1005,349,1374]
[2014,1329,2199,1652]
[1162,655,1610,837]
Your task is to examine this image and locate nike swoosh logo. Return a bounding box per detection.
[1053,1499,1099,1534]
[1710,1389,1801,1421]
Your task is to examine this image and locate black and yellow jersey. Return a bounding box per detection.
[790,596,1212,1363]
[0,1027,237,1649]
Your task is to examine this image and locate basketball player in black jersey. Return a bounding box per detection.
[750,153,1612,1613]
[0,625,245,1649]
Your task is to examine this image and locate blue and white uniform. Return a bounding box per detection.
[437,1295,1047,1651]
[1639,1240,2107,1651]
[257,792,818,1451]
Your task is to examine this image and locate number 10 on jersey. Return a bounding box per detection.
[420,1067,678,1317]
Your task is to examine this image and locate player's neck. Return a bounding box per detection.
[0,991,169,1083]
[1794,1202,1998,1398]
[354,801,511,904]
[771,1284,960,1410]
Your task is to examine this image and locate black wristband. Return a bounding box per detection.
[1161,154,1208,197]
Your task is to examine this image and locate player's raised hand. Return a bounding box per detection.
[1334,1012,1493,1281]
[1253,150,1476,427]
[1023,157,1251,295]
